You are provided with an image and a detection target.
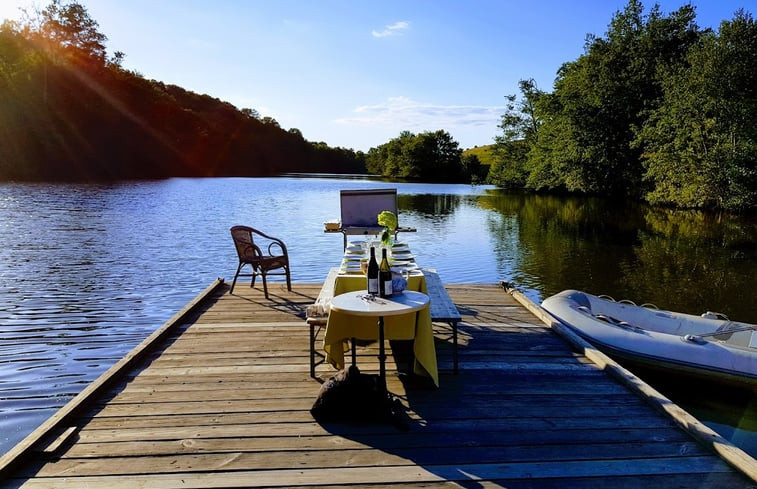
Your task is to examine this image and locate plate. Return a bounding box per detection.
[391,264,419,273]
[391,252,414,260]
[345,245,363,254]
[340,268,363,275]
[343,255,362,262]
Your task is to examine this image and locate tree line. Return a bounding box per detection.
[0,0,365,181]
[488,0,757,211]
[365,130,486,183]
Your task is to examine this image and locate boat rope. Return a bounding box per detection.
[695,323,757,339]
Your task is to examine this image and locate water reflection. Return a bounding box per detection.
[398,194,463,219]
[623,208,757,321]
[476,189,757,323]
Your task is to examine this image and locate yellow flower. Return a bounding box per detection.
[377,210,397,231]
[377,210,397,245]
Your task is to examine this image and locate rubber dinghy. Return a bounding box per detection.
[541,289,757,389]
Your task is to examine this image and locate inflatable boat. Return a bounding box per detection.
[541,289,757,389]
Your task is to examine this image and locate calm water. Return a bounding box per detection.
[1,176,756,457]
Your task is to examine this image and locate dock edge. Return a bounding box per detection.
[502,282,757,483]
[0,278,226,479]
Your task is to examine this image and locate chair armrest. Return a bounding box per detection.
[267,240,288,257]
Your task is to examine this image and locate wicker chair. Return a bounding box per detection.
[229,225,291,298]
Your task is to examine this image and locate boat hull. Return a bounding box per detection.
[541,290,757,390]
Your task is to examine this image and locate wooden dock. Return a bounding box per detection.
[1,280,755,488]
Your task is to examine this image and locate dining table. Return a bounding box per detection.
[322,240,439,387]
[328,290,430,390]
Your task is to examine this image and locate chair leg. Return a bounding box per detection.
[452,320,459,374]
[309,323,316,378]
[308,322,326,378]
[261,271,269,299]
[285,265,292,291]
[229,262,244,294]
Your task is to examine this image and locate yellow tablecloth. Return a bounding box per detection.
[323,272,438,387]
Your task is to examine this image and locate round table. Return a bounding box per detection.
[329,290,429,388]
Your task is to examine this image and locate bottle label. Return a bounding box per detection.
[368,278,379,294]
[383,280,393,297]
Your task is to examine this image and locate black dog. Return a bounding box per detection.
[310,365,408,430]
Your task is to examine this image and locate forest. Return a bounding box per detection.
[488,0,757,211]
[0,1,365,181]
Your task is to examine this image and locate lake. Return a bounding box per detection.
[1,176,756,458]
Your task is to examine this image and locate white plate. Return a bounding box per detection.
[391,252,414,260]
[391,264,419,273]
[340,268,364,275]
[345,245,363,254]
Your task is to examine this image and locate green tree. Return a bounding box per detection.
[24,0,108,61]
[365,130,466,182]
[489,78,543,188]
[637,10,757,210]
[529,0,702,196]
[241,107,261,119]
[261,116,280,127]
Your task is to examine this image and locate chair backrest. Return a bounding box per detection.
[339,188,398,228]
[230,225,260,262]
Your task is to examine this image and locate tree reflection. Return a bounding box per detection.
[399,194,462,219]
[475,189,757,322]
[623,208,757,321]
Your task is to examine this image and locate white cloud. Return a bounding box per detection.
[336,96,506,131]
[371,21,410,38]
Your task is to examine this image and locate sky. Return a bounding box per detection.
[0,1,751,151]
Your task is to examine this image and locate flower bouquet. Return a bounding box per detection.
[377,210,397,246]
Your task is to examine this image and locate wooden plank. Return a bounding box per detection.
[57,427,694,458]
[5,457,739,489]
[26,441,711,478]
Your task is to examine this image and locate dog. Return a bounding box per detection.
[310,365,408,430]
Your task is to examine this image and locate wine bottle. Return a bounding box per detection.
[367,246,379,295]
[379,247,393,298]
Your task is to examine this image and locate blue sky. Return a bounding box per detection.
[1,1,750,151]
